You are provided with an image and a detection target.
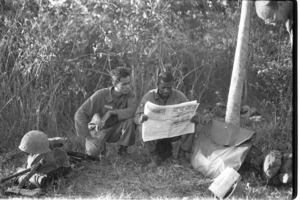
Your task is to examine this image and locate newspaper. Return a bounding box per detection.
[142,100,199,142]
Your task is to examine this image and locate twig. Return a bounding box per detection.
[0,76,36,114]
[78,67,110,76]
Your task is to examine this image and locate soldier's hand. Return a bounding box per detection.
[190,114,199,124]
[138,114,148,124]
[95,123,103,131]
[95,120,106,131]
[98,111,113,130]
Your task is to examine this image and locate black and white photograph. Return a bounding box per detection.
[0,0,295,199]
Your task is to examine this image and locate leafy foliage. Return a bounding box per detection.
[0,1,294,199]
[0,0,293,153]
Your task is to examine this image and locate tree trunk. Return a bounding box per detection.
[225,0,252,126]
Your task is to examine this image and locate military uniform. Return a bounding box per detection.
[134,88,194,155]
[17,131,71,189]
[75,86,137,157]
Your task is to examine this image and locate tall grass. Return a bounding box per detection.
[0,0,293,158]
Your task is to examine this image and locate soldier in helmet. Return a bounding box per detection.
[74,67,138,159]
[16,130,71,189]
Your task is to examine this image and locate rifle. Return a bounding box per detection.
[1,159,44,184]
[17,159,44,188]
[1,168,31,184]
[5,159,46,196]
[67,151,99,161]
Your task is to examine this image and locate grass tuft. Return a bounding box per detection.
[0,121,293,199]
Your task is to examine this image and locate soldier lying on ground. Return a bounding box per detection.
[134,71,199,168]
[74,67,138,159]
[15,130,71,189]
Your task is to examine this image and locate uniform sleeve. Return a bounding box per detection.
[134,92,152,124]
[177,90,189,103]
[114,91,138,121]
[74,91,103,137]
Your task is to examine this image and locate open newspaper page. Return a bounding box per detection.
[142,101,199,142]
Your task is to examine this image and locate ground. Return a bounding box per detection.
[0,122,294,199]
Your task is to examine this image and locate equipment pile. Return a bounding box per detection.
[0,131,98,197]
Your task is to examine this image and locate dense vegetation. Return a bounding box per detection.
[0,0,294,199]
[0,0,293,161]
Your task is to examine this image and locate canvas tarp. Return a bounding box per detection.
[191,119,256,179]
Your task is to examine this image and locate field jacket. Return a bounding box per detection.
[75,86,137,137]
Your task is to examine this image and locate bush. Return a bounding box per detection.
[0,0,292,152]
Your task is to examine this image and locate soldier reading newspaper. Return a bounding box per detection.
[134,71,200,168]
[142,101,199,141]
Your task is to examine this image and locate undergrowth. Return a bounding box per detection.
[0,120,294,199]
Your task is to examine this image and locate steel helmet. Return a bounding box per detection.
[19,130,51,154]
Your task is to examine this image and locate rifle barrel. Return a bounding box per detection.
[0,168,31,183]
[18,160,43,188]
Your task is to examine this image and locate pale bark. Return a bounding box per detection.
[225,0,252,126]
